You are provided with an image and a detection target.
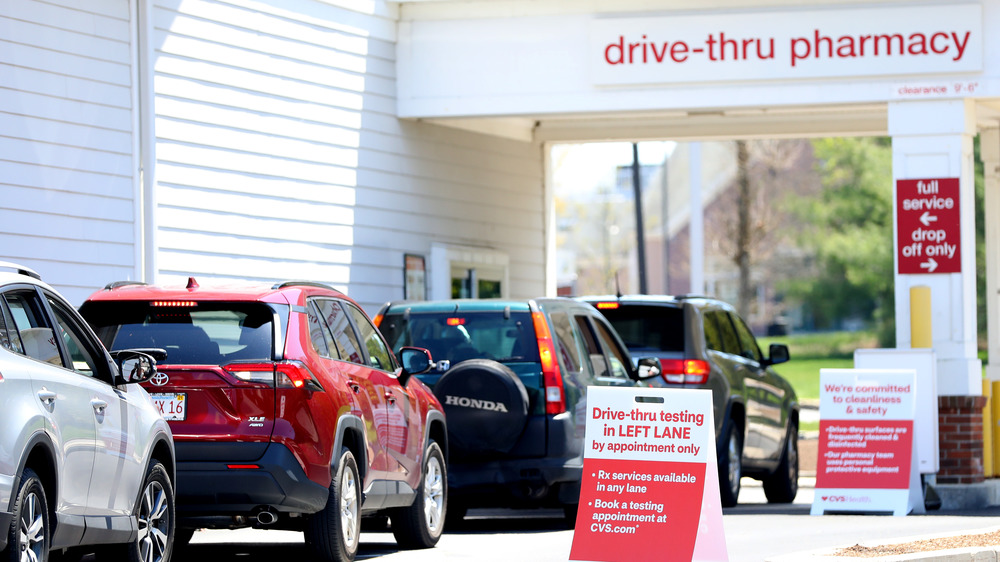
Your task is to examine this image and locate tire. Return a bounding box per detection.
[718,422,743,508]
[432,359,529,456]
[305,448,362,562]
[4,468,49,562]
[763,422,799,504]
[108,461,175,562]
[390,441,447,549]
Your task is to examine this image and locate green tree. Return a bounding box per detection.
[783,137,896,344]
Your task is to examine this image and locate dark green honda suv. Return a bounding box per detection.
[374,298,660,524]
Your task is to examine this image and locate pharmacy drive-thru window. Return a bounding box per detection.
[2,0,1000,490]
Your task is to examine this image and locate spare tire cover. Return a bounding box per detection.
[432,359,529,455]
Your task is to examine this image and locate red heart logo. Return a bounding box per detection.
[821,496,828,500]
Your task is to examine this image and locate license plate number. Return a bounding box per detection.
[152,393,186,421]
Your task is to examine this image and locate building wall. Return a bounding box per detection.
[0,0,545,310]
[0,0,138,304]
[149,0,544,311]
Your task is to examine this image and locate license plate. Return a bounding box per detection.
[151,393,187,421]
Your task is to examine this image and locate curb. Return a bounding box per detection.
[767,526,1000,561]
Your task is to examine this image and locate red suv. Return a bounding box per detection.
[80,279,448,561]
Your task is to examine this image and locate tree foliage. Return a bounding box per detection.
[783,137,895,343]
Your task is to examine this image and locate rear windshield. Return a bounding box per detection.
[379,311,539,365]
[596,304,685,353]
[81,301,275,365]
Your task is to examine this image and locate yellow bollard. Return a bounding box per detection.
[994,381,1000,476]
[984,380,994,478]
[910,286,932,348]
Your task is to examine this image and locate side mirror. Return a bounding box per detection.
[633,357,662,381]
[766,343,790,366]
[110,350,157,385]
[397,346,433,386]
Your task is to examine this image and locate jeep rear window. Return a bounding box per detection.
[596,305,685,353]
[379,311,539,366]
[81,302,275,365]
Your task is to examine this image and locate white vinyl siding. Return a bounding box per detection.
[150,0,544,311]
[0,0,136,304]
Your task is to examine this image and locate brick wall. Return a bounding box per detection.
[938,395,989,484]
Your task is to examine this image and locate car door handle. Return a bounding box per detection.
[91,399,108,416]
[37,388,57,406]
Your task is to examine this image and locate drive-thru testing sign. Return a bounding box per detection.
[811,369,923,516]
[569,387,726,562]
[896,177,961,274]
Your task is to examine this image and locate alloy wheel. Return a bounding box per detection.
[423,455,445,534]
[136,479,170,562]
[728,431,741,495]
[18,490,45,562]
[340,466,359,551]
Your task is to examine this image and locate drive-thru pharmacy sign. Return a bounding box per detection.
[896,177,961,274]
[569,387,726,562]
[811,369,923,516]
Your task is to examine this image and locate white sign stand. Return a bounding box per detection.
[811,369,923,516]
[569,387,727,561]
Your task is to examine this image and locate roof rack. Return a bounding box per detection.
[271,280,337,291]
[0,261,42,280]
[103,280,148,291]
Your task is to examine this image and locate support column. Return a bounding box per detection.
[983,126,1000,380]
[689,142,704,295]
[889,99,981,396]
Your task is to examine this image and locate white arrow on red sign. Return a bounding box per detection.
[920,257,939,272]
[919,212,938,227]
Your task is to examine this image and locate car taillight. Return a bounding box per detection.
[658,359,711,385]
[276,362,324,390]
[372,313,383,328]
[532,311,566,415]
[223,362,324,391]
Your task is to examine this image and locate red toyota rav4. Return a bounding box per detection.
[80,279,448,561]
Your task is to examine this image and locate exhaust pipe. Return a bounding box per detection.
[254,508,279,526]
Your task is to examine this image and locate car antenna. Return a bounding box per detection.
[615,270,623,299]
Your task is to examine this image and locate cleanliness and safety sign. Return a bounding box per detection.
[569,387,726,561]
[811,369,923,516]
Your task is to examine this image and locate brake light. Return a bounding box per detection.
[532,311,566,415]
[223,362,323,391]
[226,464,260,470]
[224,363,275,387]
[276,362,324,391]
[595,302,619,310]
[150,300,197,307]
[446,317,466,326]
[658,359,711,385]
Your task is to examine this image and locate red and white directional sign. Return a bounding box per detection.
[896,177,961,274]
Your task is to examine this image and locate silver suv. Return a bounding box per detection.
[0,262,176,562]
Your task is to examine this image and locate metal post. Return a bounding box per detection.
[632,142,648,294]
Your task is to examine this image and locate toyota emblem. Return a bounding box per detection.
[150,371,170,387]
